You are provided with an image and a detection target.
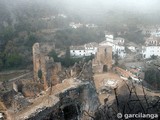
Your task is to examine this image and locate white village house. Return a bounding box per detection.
[142,36,160,59]
[70,42,98,57]
[70,34,126,58]
[99,34,126,58]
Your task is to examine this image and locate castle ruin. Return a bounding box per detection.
[32,43,61,90]
[92,45,112,73]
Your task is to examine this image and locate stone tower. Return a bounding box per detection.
[92,45,112,72]
[32,43,61,90]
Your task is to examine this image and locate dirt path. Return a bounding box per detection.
[8,72,32,82]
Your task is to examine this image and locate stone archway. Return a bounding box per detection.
[103,65,108,72]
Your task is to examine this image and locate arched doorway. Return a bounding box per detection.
[103,65,108,72]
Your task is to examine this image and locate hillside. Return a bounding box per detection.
[0,0,160,71]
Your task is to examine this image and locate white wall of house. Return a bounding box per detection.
[70,49,86,57]
[113,45,126,58]
[70,34,126,58]
[151,32,160,37]
[142,46,160,58]
[85,48,97,56]
[105,34,114,42]
[70,48,97,57]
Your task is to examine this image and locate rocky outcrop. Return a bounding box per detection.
[27,80,100,120]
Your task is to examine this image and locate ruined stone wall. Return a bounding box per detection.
[32,43,61,90]
[32,43,49,89]
[93,46,112,73]
[32,43,41,81]
[71,60,93,81]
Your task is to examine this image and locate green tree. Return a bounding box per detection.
[48,50,58,62]
[38,69,42,79]
[5,54,22,68]
[63,47,71,67]
[144,68,160,90]
[2,26,15,41]
[151,55,158,60]
[65,47,70,60]
[25,34,38,47]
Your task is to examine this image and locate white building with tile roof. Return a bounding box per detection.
[142,36,160,59]
[70,42,98,57]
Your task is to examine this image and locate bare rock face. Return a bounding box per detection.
[27,80,100,120]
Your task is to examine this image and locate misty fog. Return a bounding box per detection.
[1,0,160,22]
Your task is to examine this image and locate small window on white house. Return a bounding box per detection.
[73,50,75,52]
[80,50,81,52]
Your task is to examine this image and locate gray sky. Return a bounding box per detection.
[1,0,160,25]
[50,0,160,13]
[1,0,160,14]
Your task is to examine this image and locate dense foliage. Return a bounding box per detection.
[0,27,38,70]
[144,68,160,90]
[54,28,104,48]
[49,49,94,67]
